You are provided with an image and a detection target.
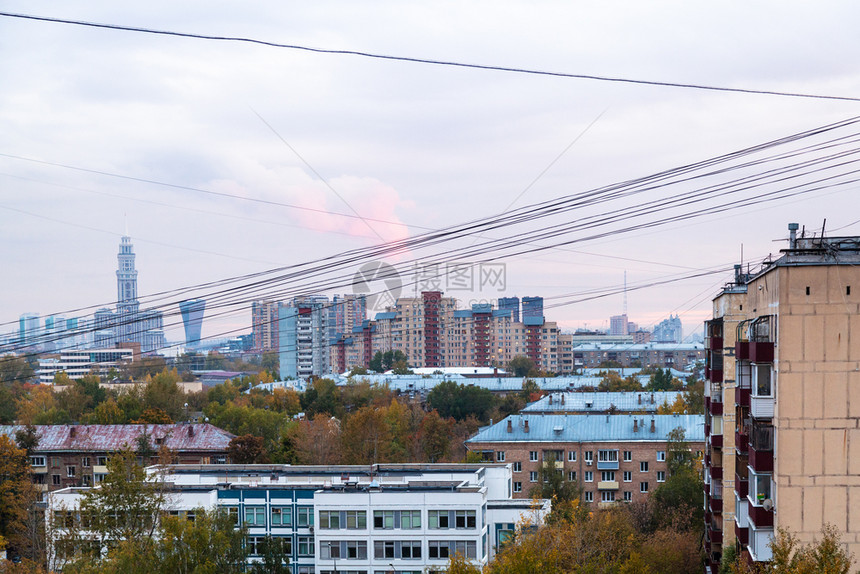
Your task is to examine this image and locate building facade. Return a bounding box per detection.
[48,463,550,573]
[466,413,704,503]
[37,347,136,384]
[279,296,331,379]
[702,224,860,571]
[0,424,234,496]
[179,299,206,349]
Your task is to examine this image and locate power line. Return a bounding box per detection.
[1,11,859,103]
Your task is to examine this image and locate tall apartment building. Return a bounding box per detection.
[328,294,367,342]
[653,314,684,343]
[610,314,630,336]
[702,224,860,572]
[279,296,330,379]
[252,300,282,353]
[467,413,704,503]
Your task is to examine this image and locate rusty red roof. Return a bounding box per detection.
[0,424,235,453]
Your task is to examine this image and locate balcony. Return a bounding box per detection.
[597,461,619,470]
[709,465,723,481]
[749,425,774,472]
[750,396,774,419]
[749,341,774,363]
[735,340,749,360]
[93,465,108,474]
[736,387,751,407]
[598,481,620,490]
[748,500,774,527]
[735,430,749,454]
[735,464,749,498]
[710,400,724,416]
[749,445,773,472]
[710,434,723,448]
[708,336,723,351]
[735,522,749,545]
[710,497,723,513]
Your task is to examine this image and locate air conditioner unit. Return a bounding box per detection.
[586,461,592,466]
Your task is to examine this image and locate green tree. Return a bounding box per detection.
[300,379,341,418]
[0,355,35,385]
[260,352,279,379]
[508,356,537,377]
[427,381,496,422]
[247,535,291,574]
[13,425,40,456]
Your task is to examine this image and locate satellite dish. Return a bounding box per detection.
[762,498,774,511]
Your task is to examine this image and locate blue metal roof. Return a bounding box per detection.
[466,413,705,444]
[374,312,397,320]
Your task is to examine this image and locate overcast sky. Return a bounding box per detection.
[2,1,859,344]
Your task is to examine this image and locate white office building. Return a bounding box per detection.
[48,463,549,573]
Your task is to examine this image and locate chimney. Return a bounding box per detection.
[523,419,530,433]
[789,222,799,249]
[633,419,639,433]
[650,419,656,433]
[637,393,642,405]
[734,264,743,284]
[650,393,655,405]
[187,426,194,437]
[561,394,565,405]
[506,419,513,433]
[69,426,76,438]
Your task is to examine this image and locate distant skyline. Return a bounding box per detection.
[2,2,860,345]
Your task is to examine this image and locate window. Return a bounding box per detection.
[319,511,341,529]
[374,510,394,529]
[601,471,615,482]
[52,474,61,486]
[401,510,421,529]
[497,451,506,462]
[640,482,649,493]
[512,461,522,472]
[584,471,593,482]
[568,471,577,482]
[598,450,618,463]
[623,471,632,482]
[375,540,396,559]
[346,510,366,529]
[297,506,313,527]
[96,456,107,466]
[513,482,522,493]
[583,491,593,502]
[623,491,632,502]
[623,451,632,462]
[428,510,450,529]
[751,472,772,505]
[640,461,649,472]
[584,451,593,464]
[601,491,616,502]
[455,510,476,529]
[297,536,314,556]
[568,451,577,462]
[297,567,314,574]
[66,466,76,478]
[247,536,264,556]
[529,451,538,462]
[657,471,666,482]
[656,451,666,462]
[226,506,239,525]
[529,471,538,483]
[543,450,563,462]
[30,456,46,467]
[271,506,291,526]
[82,457,91,468]
[429,541,476,560]
[244,506,266,526]
[401,540,421,559]
[320,541,340,559]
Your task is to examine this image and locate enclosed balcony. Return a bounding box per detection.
[749,315,775,363]
[735,464,749,499]
[749,424,774,472]
[750,364,774,419]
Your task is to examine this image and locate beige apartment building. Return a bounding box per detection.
[703,224,860,572]
[467,413,704,504]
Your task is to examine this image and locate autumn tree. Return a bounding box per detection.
[292,416,341,465]
[227,434,269,464]
[0,435,37,560]
[415,409,454,463]
[730,524,856,574]
[0,355,35,385]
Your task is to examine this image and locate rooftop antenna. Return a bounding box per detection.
[124,213,129,237]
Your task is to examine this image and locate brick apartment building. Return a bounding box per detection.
[0,423,234,495]
[702,224,860,572]
[466,413,704,504]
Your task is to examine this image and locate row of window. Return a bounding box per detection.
[513,460,660,473]
[30,456,110,468]
[246,535,314,556]
[510,450,666,463]
[514,481,654,494]
[237,507,477,530]
[319,539,478,561]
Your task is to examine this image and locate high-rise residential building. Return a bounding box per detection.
[703,224,860,572]
[18,313,40,347]
[497,297,520,322]
[610,314,630,336]
[328,294,367,342]
[179,300,206,349]
[521,296,544,325]
[112,236,165,353]
[652,314,683,343]
[279,296,330,379]
[252,300,281,353]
